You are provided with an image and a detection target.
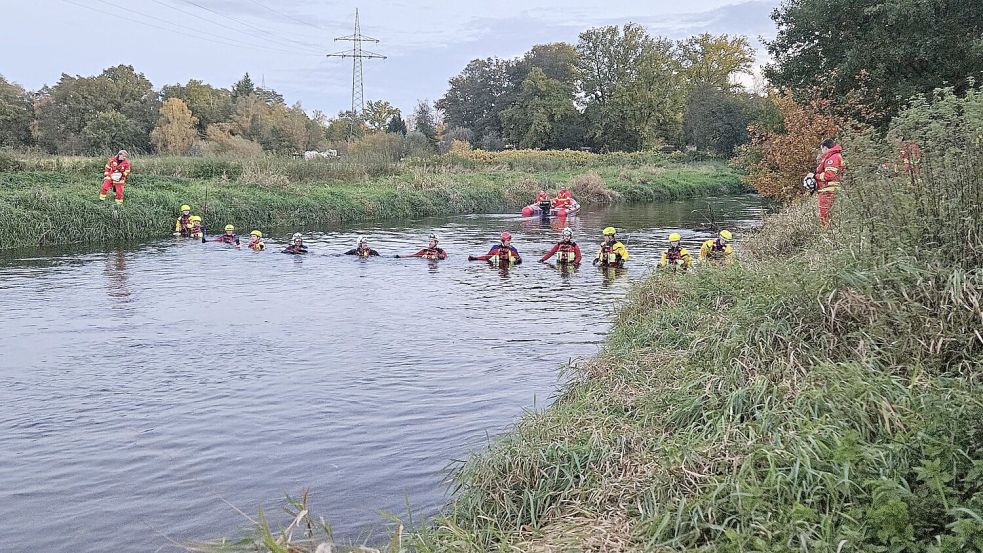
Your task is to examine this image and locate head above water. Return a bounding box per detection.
[500,231,512,244]
[668,232,681,246]
[561,227,573,240]
[224,224,235,233]
[180,204,191,214]
[292,232,303,244]
[719,229,732,242]
[428,233,439,248]
[357,236,368,248]
[250,230,262,238]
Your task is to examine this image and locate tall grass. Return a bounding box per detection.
[0,153,743,249]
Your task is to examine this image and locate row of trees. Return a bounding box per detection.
[434,29,775,154]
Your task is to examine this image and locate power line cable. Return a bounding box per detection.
[170,0,326,53]
[60,0,319,57]
[240,0,329,33]
[145,0,325,55]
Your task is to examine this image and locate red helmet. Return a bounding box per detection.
[500,231,512,241]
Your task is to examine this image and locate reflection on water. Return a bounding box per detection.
[0,197,764,553]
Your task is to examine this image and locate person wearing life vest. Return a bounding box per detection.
[592,227,629,268]
[659,233,693,271]
[699,229,734,264]
[469,231,522,265]
[99,150,131,204]
[540,227,582,265]
[282,233,308,254]
[898,136,922,178]
[552,186,573,210]
[188,215,203,239]
[812,139,844,227]
[248,230,265,251]
[212,224,240,247]
[345,236,380,257]
[174,205,193,237]
[397,233,447,260]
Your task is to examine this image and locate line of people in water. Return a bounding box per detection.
[173,204,735,269]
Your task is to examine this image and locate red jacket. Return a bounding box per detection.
[535,192,550,203]
[104,157,131,184]
[552,189,572,208]
[900,142,922,175]
[406,247,447,260]
[472,244,521,264]
[540,241,581,264]
[815,145,843,191]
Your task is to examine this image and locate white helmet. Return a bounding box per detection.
[356,236,367,246]
[292,232,303,242]
[429,233,439,243]
[561,227,573,237]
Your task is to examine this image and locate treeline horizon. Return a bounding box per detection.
[1,0,980,158]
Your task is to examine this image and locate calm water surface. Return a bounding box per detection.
[0,197,763,552]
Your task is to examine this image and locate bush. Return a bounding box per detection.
[0,150,25,172]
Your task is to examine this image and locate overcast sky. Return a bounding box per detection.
[1,0,780,117]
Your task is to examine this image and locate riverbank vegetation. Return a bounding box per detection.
[0,149,742,250]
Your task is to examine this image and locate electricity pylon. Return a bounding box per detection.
[326,9,386,140]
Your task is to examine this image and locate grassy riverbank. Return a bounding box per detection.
[0,150,743,250]
[203,145,982,552]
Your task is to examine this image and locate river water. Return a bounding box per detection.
[0,196,763,552]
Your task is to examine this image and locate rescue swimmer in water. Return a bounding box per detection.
[248,230,266,251]
[659,233,693,271]
[396,233,447,260]
[174,205,196,237]
[282,233,308,254]
[540,227,582,265]
[699,230,733,264]
[211,224,241,248]
[345,236,381,257]
[468,232,522,265]
[592,227,629,268]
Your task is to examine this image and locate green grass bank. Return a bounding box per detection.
[201,147,981,552]
[0,151,744,250]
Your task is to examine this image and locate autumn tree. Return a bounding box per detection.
[161,79,233,135]
[150,98,199,154]
[677,33,755,91]
[410,100,438,141]
[734,92,844,199]
[437,58,519,145]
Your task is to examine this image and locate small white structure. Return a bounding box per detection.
[304,150,339,160]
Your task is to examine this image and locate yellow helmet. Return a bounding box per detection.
[668,233,682,242]
[180,204,191,212]
[190,215,201,222]
[224,224,235,232]
[250,230,262,237]
[602,226,617,236]
[719,229,733,240]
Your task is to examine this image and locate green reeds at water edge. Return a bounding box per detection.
[0,157,743,250]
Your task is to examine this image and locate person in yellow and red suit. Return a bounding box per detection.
[396,233,447,260]
[468,232,522,265]
[174,205,193,237]
[813,139,844,227]
[99,150,132,204]
[552,186,573,210]
[540,227,582,265]
[659,233,692,272]
[248,230,266,251]
[188,216,203,239]
[592,227,629,268]
[699,229,734,265]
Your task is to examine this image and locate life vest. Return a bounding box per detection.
[536,192,550,203]
[489,245,517,265]
[598,242,626,267]
[190,224,202,238]
[249,241,265,251]
[176,215,191,235]
[356,247,373,257]
[422,247,443,260]
[216,234,238,244]
[557,242,578,263]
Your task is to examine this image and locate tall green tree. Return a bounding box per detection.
[161,80,233,135]
[363,100,400,132]
[677,33,755,91]
[765,0,983,123]
[578,24,685,150]
[436,58,519,144]
[500,68,584,149]
[231,73,256,100]
[519,42,580,86]
[411,99,438,141]
[386,116,408,135]
[684,86,752,156]
[0,75,33,147]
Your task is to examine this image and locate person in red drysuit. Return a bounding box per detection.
[814,139,844,227]
[99,150,132,204]
[540,227,582,265]
[396,233,447,260]
[552,186,573,209]
[468,232,522,265]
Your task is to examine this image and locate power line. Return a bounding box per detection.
[172,0,325,53]
[60,0,320,57]
[327,9,386,140]
[146,0,325,55]
[240,0,329,33]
